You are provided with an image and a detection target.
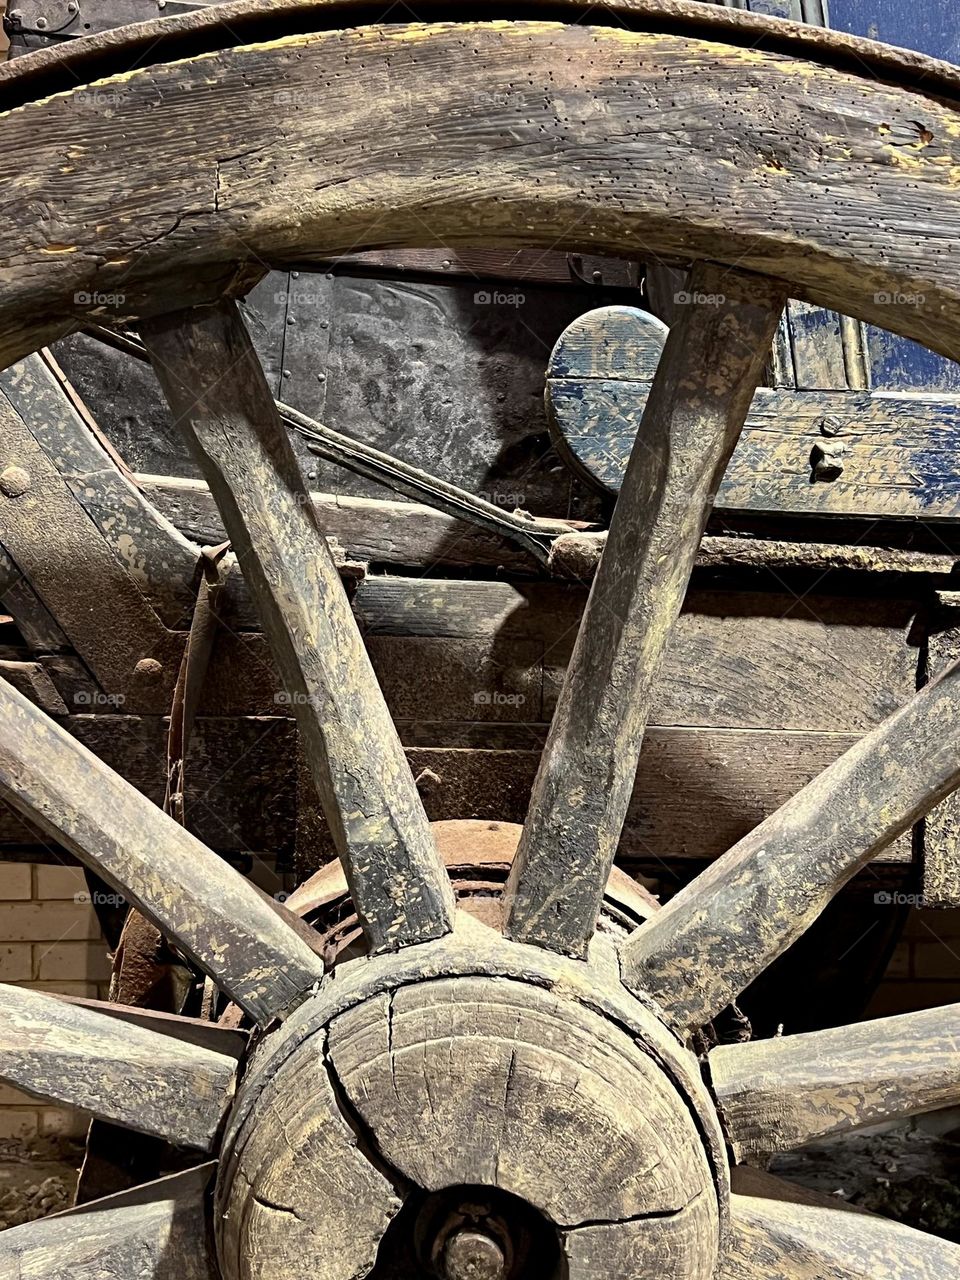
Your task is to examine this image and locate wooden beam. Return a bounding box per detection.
[722,1189,960,1279]
[711,1003,960,1161]
[621,655,960,1033]
[0,675,325,1023]
[0,1165,216,1280]
[505,265,786,955]
[0,984,235,1150]
[141,300,455,951]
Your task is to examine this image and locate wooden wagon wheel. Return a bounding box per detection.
[3,1,960,1276]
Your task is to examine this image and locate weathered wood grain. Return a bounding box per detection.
[327,976,717,1241]
[0,676,325,1021]
[145,473,960,582]
[140,474,548,575]
[711,1003,960,1160]
[0,384,182,711]
[4,14,960,370]
[0,1165,216,1280]
[621,655,960,1032]
[142,300,454,952]
[721,1190,960,1279]
[0,354,198,625]
[506,266,786,954]
[325,974,720,1277]
[0,983,235,1150]
[217,1017,401,1280]
[0,718,913,867]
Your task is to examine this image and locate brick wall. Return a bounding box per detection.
[868,906,960,1018]
[0,864,110,1140]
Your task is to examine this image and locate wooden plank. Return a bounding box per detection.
[139,473,546,575]
[0,387,181,711]
[0,983,235,1150]
[5,13,960,372]
[0,1165,216,1280]
[0,721,913,866]
[0,353,198,625]
[621,655,960,1032]
[0,676,325,1021]
[921,591,960,906]
[711,1003,960,1161]
[506,266,786,953]
[142,300,455,952]
[722,1190,960,1279]
[141,473,960,581]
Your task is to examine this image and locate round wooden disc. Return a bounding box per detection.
[545,305,669,497]
[218,965,720,1280]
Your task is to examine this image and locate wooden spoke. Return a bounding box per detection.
[0,676,325,1023]
[721,1188,960,1279]
[0,984,235,1150]
[504,265,786,955]
[711,1003,960,1161]
[141,301,455,953]
[620,655,960,1031]
[0,1165,216,1280]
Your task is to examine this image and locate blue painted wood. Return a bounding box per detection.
[546,307,960,519]
[829,0,960,390]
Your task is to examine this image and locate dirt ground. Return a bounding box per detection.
[773,1120,960,1241]
[0,1138,81,1230]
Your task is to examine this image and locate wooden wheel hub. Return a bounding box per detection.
[216,928,724,1280]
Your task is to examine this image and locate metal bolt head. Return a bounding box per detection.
[8,10,24,22]
[0,466,30,498]
[35,15,47,28]
[442,1231,506,1280]
[66,2,79,12]
[811,439,846,481]
[819,414,844,437]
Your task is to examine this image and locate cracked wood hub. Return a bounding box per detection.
[215,940,723,1280]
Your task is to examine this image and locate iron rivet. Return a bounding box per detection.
[0,467,30,498]
[811,440,846,481]
[35,16,48,28]
[819,414,844,437]
[134,657,163,679]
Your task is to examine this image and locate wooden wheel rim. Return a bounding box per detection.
[4,3,960,366]
[1,6,960,1280]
